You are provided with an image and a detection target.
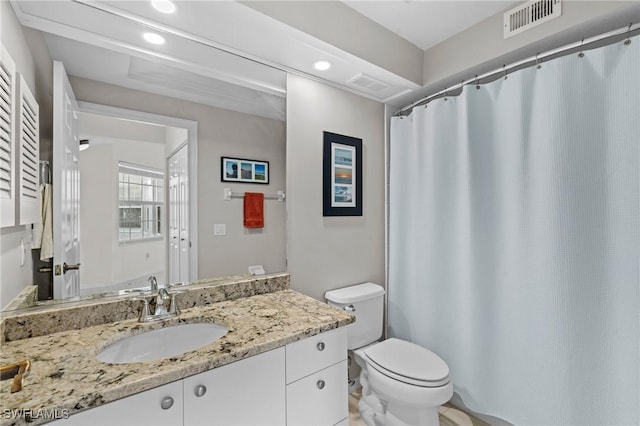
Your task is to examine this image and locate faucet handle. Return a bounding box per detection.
[168,291,183,316]
[132,296,151,321]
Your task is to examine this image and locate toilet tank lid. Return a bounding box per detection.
[325,282,385,304]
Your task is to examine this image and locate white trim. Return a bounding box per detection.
[77,101,199,282]
[383,105,393,340]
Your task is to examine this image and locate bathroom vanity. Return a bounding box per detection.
[0,275,354,426]
[47,328,347,426]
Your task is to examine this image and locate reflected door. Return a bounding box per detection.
[168,145,189,283]
[52,61,80,299]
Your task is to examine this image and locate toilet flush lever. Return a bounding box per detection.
[344,305,356,312]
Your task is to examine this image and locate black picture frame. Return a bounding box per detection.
[323,131,363,216]
[221,157,270,184]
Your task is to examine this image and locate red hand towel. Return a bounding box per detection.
[244,192,264,228]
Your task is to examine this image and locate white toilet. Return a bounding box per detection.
[325,282,453,426]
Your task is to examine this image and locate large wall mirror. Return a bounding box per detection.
[17,81,287,310]
[2,1,288,312]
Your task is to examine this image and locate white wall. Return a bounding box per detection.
[0,1,37,308]
[0,228,33,308]
[79,138,165,290]
[69,77,287,279]
[286,74,385,301]
[1,2,35,90]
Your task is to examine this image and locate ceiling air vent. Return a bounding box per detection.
[504,0,562,39]
[347,73,390,94]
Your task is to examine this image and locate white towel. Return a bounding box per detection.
[33,183,53,260]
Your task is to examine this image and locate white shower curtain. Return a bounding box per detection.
[389,36,639,425]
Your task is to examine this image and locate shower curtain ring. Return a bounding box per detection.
[578,39,585,57]
[536,54,542,69]
[624,23,632,45]
[503,65,508,80]
[475,75,480,90]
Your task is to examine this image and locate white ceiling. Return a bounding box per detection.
[11,0,522,118]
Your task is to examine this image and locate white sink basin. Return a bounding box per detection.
[97,323,228,364]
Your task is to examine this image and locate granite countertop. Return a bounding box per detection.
[0,290,354,426]
[1,273,290,342]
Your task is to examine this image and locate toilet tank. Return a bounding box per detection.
[325,282,385,350]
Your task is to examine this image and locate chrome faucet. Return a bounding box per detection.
[133,280,181,322]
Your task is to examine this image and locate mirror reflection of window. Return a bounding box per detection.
[118,162,164,243]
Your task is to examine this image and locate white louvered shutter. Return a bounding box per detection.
[0,45,16,227]
[17,74,39,225]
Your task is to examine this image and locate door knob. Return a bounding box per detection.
[63,263,81,274]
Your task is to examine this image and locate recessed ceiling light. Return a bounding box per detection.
[143,32,165,45]
[150,0,176,14]
[313,60,332,71]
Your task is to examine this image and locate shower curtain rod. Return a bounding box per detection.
[396,22,640,116]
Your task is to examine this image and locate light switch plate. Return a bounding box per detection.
[214,224,226,236]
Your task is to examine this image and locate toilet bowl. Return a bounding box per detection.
[325,283,452,426]
[358,339,453,425]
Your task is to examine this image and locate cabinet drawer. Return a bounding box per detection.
[286,360,348,426]
[286,327,346,383]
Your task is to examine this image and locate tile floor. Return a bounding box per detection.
[348,392,490,426]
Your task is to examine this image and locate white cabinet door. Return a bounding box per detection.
[286,360,348,426]
[184,347,286,426]
[50,380,183,426]
[16,74,39,225]
[0,44,17,228]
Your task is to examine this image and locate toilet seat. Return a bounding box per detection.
[363,338,450,388]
